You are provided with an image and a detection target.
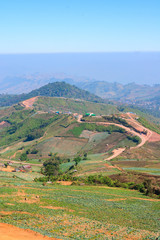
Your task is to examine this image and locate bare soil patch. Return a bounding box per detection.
[0,223,59,240]
[6,203,15,206]
[105,198,127,201]
[105,148,125,161]
[56,181,72,185]
[131,197,160,202]
[41,206,65,210]
[0,166,15,172]
[104,163,123,171]
[21,96,38,108]
[41,206,75,212]
[0,121,10,129]
[148,131,160,142]
[0,211,33,216]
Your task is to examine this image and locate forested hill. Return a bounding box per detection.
[27,82,103,102]
[0,82,103,107]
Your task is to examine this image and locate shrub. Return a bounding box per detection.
[74,156,81,166]
[26,149,30,154]
[31,148,38,154]
[20,152,28,161]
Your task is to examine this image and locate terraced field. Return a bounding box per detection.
[0,173,159,239]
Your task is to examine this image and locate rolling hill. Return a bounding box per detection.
[0,98,160,166]
[0,82,103,107]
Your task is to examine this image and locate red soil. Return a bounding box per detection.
[148,131,160,142]
[0,223,60,240]
[21,96,38,108]
[0,121,10,128]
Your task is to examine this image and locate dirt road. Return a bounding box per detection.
[0,158,42,166]
[96,121,149,148]
[77,113,160,160]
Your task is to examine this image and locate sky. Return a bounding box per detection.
[0,0,160,53]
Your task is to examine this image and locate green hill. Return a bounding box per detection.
[27,82,103,102]
[0,82,103,107]
[0,98,160,182]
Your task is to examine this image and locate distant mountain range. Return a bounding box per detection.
[0,75,159,118]
[1,75,160,102]
[78,81,160,114]
[79,81,160,101]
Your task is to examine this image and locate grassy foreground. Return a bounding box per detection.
[0,172,159,240]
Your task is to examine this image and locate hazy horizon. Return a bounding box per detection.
[0,52,160,86]
[0,1,160,87]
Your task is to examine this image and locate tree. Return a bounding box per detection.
[144,179,153,196]
[42,157,60,176]
[74,156,81,166]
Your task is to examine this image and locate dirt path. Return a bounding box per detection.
[11,150,22,159]
[126,113,153,148]
[105,148,125,161]
[77,113,160,160]
[0,146,10,154]
[77,114,83,122]
[0,223,60,240]
[0,158,42,166]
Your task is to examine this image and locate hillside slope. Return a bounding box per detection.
[33,96,118,115]
[0,99,160,179]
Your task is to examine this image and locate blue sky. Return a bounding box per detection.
[0,0,160,53]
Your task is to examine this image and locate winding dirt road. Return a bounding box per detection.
[77,113,160,160]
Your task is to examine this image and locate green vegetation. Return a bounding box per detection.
[103,115,131,127]
[0,108,34,124]
[0,174,159,239]
[69,123,126,137]
[28,82,103,102]
[20,152,28,161]
[127,135,141,144]
[42,157,60,176]
[0,82,103,107]
[73,156,81,166]
[137,117,160,134]
[0,110,61,147]
[35,96,119,115]
[30,148,38,154]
